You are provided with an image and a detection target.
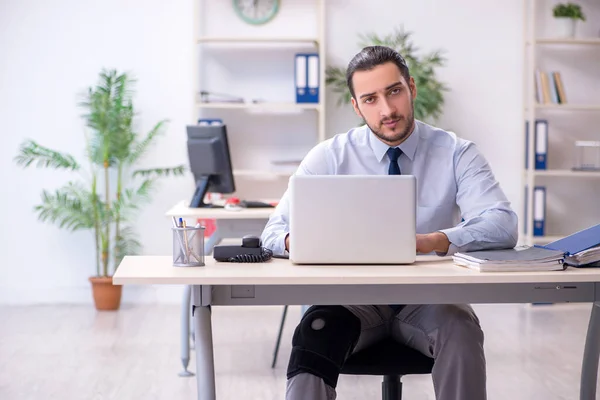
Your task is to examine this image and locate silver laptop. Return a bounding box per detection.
[289,175,416,264]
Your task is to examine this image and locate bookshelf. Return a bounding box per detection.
[192,0,326,191]
[522,0,600,246]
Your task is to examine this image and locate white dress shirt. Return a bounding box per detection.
[261,120,518,256]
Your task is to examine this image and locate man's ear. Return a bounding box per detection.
[351,97,362,119]
[409,76,417,100]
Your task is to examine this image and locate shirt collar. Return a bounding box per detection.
[368,121,419,162]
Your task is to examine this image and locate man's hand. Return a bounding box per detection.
[416,232,450,254]
[285,234,290,252]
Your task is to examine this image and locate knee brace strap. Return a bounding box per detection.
[287,305,361,389]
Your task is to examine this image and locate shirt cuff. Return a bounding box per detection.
[436,226,474,256]
[277,232,289,256]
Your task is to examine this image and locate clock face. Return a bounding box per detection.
[233,0,280,25]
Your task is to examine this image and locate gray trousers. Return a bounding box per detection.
[286,304,486,400]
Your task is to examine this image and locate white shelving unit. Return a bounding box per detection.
[522,0,600,245]
[192,1,326,183]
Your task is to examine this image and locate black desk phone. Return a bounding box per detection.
[213,235,273,263]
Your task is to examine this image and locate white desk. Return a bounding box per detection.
[165,201,274,376]
[113,255,600,400]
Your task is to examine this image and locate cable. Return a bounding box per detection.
[228,248,273,263]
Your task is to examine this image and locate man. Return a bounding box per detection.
[260,45,518,400]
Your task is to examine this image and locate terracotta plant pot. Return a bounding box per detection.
[89,276,122,311]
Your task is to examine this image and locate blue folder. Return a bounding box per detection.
[295,53,319,103]
[541,223,600,255]
[534,120,548,170]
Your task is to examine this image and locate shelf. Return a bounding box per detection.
[526,170,600,177]
[197,36,319,45]
[196,102,321,111]
[533,104,600,111]
[233,169,293,179]
[533,38,600,45]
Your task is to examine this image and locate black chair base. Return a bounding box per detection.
[383,375,402,400]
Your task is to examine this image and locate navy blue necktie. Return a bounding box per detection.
[387,147,402,175]
[386,147,405,313]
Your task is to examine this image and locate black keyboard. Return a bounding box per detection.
[240,200,275,208]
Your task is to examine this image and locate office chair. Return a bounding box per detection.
[272,306,434,399]
[341,337,434,399]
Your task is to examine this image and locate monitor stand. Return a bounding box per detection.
[189,176,221,208]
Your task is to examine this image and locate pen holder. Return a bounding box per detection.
[172,226,205,267]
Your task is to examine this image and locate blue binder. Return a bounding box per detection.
[533,186,546,237]
[295,53,319,103]
[524,185,528,235]
[534,120,548,170]
[542,224,600,255]
[197,118,223,126]
[524,120,529,169]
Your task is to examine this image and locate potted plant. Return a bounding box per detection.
[326,26,448,125]
[14,69,185,310]
[553,3,586,38]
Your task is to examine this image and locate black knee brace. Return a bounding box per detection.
[287,305,361,389]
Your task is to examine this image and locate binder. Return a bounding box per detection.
[524,185,528,235]
[453,246,565,272]
[533,186,546,237]
[307,54,319,103]
[295,54,307,103]
[542,223,600,255]
[295,53,319,103]
[197,118,223,126]
[534,119,548,170]
[524,120,529,169]
[548,71,559,104]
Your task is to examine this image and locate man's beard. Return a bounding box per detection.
[363,105,415,145]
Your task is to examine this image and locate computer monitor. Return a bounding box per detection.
[186,124,235,208]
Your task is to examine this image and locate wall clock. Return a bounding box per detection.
[233,0,280,25]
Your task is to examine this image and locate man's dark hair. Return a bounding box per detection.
[346,46,410,99]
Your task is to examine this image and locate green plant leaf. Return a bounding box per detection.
[111,178,157,222]
[132,165,186,179]
[34,182,98,231]
[79,68,137,167]
[114,225,142,267]
[127,119,169,165]
[553,3,585,20]
[325,65,352,107]
[15,140,80,170]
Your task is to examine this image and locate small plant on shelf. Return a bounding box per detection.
[14,69,185,311]
[553,3,586,21]
[552,3,586,38]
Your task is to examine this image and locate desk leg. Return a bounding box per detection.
[179,230,222,377]
[178,285,194,377]
[581,301,600,400]
[193,291,216,400]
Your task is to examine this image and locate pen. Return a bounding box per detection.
[187,222,202,242]
[172,216,187,263]
[182,219,190,264]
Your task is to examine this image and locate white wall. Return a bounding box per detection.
[1,0,597,304]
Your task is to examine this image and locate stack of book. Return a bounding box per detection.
[452,246,566,272]
[564,246,600,267]
[543,224,600,267]
[453,223,600,272]
[535,69,567,105]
